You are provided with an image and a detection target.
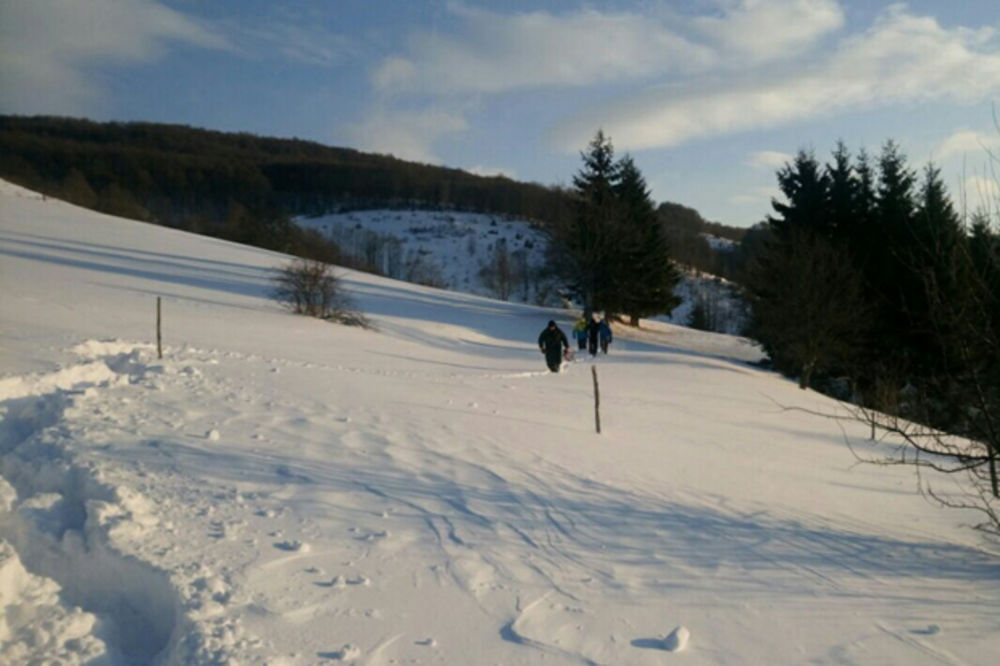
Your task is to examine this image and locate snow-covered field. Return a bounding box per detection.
[2,181,998,665]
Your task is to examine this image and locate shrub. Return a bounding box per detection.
[271,259,370,327]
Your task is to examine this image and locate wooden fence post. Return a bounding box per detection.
[156,296,162,360]
[592,365,601,434]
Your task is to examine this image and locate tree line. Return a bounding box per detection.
[746,140,1000,524]
[0,115,573,250]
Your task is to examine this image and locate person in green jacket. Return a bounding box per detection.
[572,317,588,350]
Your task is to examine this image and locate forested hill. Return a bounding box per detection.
[0,115,572,231]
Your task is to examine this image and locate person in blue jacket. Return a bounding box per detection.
[599,316,612,354]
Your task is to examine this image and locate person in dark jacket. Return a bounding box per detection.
[599,316,612,354]
[586,313,600,356]
[538,320,569,372]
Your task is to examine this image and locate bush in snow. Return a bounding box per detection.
[271,259,370,327]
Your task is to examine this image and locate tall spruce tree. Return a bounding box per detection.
[614,156,681,324]
[553,131,679,321]
[826,141,856,242]
[871,140,921,370]
[564,130,621,316]
[769,150,831,239]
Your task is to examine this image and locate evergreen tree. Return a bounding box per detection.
[613,156,680,324]
[559,130,623,316]
[876,140,918,244]
[846,147,879,276]
[748,230,870,388]
[750,147,868,388]
[825,141,856,242]
[768,150,830,239]
[551,131,680,321]
[870,141,920,370]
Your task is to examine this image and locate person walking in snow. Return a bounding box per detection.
[572,317,588,350]
[538,320,569,373]
[586,313,600,356]
[599,316,612,354]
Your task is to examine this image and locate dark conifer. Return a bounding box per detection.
[614,156,680,324]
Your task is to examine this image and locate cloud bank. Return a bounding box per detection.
[363,1,1000,159]
[0,0,228,115]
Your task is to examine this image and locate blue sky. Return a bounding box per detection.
[2,0,999,227]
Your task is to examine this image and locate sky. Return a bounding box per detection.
[2,0,1000,227]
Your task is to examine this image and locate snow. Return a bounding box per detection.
[297,209,557,305]
[2,180,999,664]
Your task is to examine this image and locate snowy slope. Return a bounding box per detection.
[297,210,558,305]
[2,181,998,665]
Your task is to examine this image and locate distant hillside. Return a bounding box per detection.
[0,115,573,232]
[657,201,750,281]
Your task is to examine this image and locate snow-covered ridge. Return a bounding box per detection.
[2,181,998,665]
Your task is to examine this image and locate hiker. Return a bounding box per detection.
[586,313,600,356]
[599,316,612,354]
[572,317,588,350]
[538,320,569,372]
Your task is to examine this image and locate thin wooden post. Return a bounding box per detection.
[156,297,163,360]
[591,365,601,434]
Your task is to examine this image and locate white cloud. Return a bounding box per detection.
[365,1,847,154]
[692,0,844,62]
[344,108,468,164]
[372,1,847,97]
[372,3,713,96]
[936,129,1000,162]
[746,150,795,169]
[551,5,1000,152]
[0,0,229,115]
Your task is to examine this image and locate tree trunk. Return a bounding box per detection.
[799,362,814,390]
[990,451,998,499]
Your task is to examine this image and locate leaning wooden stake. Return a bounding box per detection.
[156,296,163,360]
[592,365,601,434]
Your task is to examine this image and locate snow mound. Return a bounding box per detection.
[0,538,108,665]
[664,625,690,652]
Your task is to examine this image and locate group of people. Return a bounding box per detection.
[537,313,612,373]
[573,314,612,356]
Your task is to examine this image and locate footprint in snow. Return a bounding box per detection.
[318,644,361,661]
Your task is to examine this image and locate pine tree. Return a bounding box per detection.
[560,130,623,317]
[870,140,920,369]
[551,131,680,321]
[825,141,856,242]
[769,150,830,239]
[750,147,869,388]
[876,140,918,243]
[613,156,681,324]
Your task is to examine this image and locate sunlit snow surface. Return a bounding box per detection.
[1,181,998,665]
